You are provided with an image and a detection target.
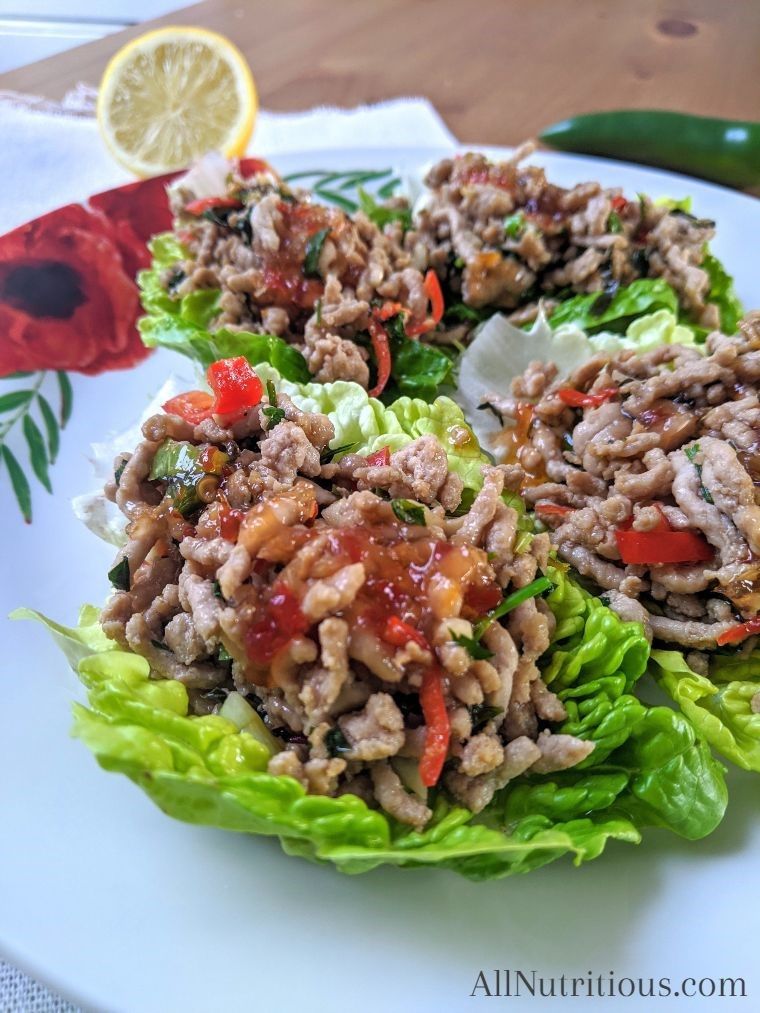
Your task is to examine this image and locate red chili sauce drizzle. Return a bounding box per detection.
[244,524,501,673]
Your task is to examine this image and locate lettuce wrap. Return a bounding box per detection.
[13,564,727,879]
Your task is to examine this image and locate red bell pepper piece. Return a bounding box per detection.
[184,196,243,216]
[419,667,451,788]
[384,615,430,651]
[206,356,264,422]
[162,390,214,424]
[557,387,619,408]
[368,317,392,397]
[610,195,628,212]
[716,616,760,646]
[615,528,713,565]
[364,446,391,467]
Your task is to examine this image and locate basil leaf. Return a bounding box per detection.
[108,557,130,592]
[391,499,426,525]
[383,312,454,401]
[113,459,126,487]
[304,228,330,278]
[450,631,495,661]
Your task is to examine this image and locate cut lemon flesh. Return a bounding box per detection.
[97,26,257,178]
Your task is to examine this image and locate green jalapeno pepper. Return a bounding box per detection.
[540,110,760,190]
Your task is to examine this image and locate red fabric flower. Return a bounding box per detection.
[0,202,152,376]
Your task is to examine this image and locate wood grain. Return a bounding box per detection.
[1,0,758,148]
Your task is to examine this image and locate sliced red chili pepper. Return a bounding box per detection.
[716,616,760,646]
[419,667,451,788]
[384,615,430,651]
[610,195,628,212]
[364,446,391,467]
[368,317,392,398]
[557,387,619,408]
[535,502,574,517]
[219,500,246,541]
[405,270,445,336]
[199,446,227,473]
[423,269,445,324]
[184,196,243,216]
[207,356,264,422]
[162,390,214,424]
[615,528,713,565]
[376,300,406,321]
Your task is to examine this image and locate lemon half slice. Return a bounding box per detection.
[97,26,257,178]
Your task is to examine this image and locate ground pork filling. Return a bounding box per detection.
[101,395,593,829]
[162,148,718,391]
[487,311,760,657]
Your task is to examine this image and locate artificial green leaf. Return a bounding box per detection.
[2,445,32,522]
[22,414,52,493]
[37,395,60,463]
[56,371,73,427]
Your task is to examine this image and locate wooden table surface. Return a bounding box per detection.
[1,0,758,149]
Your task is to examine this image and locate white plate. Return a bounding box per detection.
[1,147,759,1013]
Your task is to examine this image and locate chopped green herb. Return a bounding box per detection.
[444,301,490,324]
[391,499,426,525]
[108,557,130,592]
[608,211,623,233]
[325,727,352,757]
[450,631,494,661]
[357,187,412,231]
[217,644,232,663]
[213,580,224,600]
[113,459,126,487]
[320,441,359,464]
[685,443,714,503]
[304,227,330,277]
[469,704,504,733]
[447,486,476,518]
[503,212,525,239]
[315,298,323,326]
[150,639,170,652]
[453,257,465,269]
[473,575,553,639]
[262,379,286,427]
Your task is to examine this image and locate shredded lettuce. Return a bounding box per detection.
[650,649,760,773]
[13,564,730,877]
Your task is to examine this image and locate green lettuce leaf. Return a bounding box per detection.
[548,278,679,334]
[650,649,760,772]
[254,363,489,491]
[14,604,640,879]
[611,706,728,839]
[702,249,743,334]
[14,560,727,875]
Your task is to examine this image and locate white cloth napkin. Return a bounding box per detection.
[0,89,456,1013]
[0,90,457,233]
